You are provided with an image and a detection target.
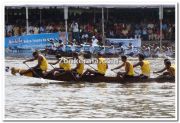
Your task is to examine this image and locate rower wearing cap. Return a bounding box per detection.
[133,53,151,79]
[153,59,175,77]
[83,53,108,76]
[111,55,134,78]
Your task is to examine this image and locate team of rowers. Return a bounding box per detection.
[11,51,175,80]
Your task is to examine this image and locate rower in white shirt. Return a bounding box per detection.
[70,43,76,52]
[165,46,173,57]
[144,45,151,57]
[91,36,99,47]
[125,43,134,57]
[153,44,160,57]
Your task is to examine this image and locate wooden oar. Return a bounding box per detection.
[49,63,77,81]
[24,63,49,84]
[86,64,97,71]
[111,70,117,74]
[49,64,55,69]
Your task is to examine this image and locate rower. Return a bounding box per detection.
[91,36,99,47]
[71,52,84,78]
[125,43,134,57]
[15,51,48,77]
[82,53,108,76]
[152,43,160,57]
[133,53,151,79]
[52,55,72,77]
[111,55,134,78]
[44,54,63,77]
[153,59,175,77]
[143,44,151,58]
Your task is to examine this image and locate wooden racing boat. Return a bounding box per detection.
[10,67,175,85]
[45,72,175,84]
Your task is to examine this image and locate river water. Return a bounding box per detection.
[5,58,176,119]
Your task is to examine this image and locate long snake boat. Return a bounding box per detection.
[10,67,175,85]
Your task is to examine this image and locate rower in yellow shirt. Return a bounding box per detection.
[111,55,134,78]
[16,51,48,77]
[83,53,108,76]
[153,59,175,77]
[71,52,84,78]
[44,54,71,77]
[133,53,151,79]
[59,58,71,71]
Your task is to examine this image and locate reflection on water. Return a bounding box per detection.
[5,59,175,119]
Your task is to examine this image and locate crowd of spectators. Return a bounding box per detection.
[5,22,66,37]
[106,19,175,41]
[5,18,175,43]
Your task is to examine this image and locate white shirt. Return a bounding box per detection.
[85,34,89,38]
[144,47,151,56]
[126,45,134,54]
[154,47,160,55]
[165,47,173,56]
[92,38,98,46]
[147,23,154,29]
[34,27,39,34]
[6,25,13,32]
[71,23,79,32]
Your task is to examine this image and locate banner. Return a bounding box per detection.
[5,33,60,49]
[105,38,141,48]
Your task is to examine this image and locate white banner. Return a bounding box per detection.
[106,38,141,48]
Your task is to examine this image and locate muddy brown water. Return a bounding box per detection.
[5,58,175,119]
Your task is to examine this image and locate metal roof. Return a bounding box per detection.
[5,4,175,9]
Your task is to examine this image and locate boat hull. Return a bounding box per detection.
[10,67,175,84]
[45,73,175,84]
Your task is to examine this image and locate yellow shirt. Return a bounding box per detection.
[97,58,107,75]
[39,55,48,71]
[59,58,71,71]
[167,66,175,76]
[141,60,151,77]
[76,63,84,75]
[125,61,134,76]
